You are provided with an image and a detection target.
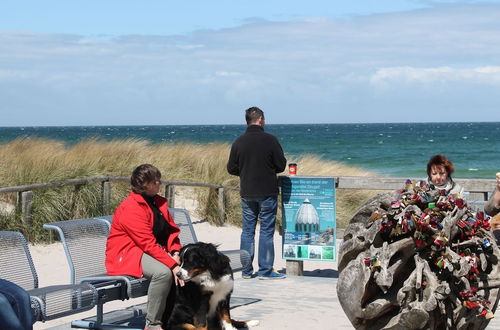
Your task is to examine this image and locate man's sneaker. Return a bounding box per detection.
[242,274,253,279]
[258,271,286,280]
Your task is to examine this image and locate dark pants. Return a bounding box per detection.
[0,279,33,330]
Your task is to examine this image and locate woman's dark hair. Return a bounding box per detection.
[426,154,455,178]
[131,164,161,194]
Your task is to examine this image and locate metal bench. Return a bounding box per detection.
[44,208,249,329]
[0,231,97,323]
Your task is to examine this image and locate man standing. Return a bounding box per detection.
[227,107,287,279]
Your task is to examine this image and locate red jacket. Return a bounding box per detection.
[105,191,182,278]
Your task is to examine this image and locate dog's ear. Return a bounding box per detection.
[199,242,217,256]
[214,251,231,274]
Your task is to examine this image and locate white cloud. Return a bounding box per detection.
[370,66,500,88]
[215,71,241,77]
[175,44,204,50]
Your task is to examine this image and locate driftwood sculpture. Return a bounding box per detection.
[337,180,500,329]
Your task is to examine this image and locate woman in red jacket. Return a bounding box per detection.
[105,164,183,330]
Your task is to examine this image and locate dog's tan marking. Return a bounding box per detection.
[220,312,236,330]
[182,320,208,330]
[220,311,231,322]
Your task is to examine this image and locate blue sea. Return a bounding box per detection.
[1,122,499,179]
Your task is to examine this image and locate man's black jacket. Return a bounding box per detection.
[227,125,287,197]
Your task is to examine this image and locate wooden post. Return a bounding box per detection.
[102,181,112,214]
[286,260,304,276]
[16,191,22,209]
[218,187,225,224]
[20,191,33,224]
[165,185,175,208]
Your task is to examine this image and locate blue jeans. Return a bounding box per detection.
[0,279,33,330]
[240,196,278,277]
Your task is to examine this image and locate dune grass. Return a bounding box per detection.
[0,138,377,242]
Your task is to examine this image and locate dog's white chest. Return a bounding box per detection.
[202,274,233,316]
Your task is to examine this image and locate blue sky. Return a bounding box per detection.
[1,0,500,125]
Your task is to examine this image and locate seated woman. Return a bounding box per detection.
[426,154,463,196]
[105,164,183,330]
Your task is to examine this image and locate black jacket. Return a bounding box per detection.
[227,125,287,197]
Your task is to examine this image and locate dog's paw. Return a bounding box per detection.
[222,320,238,330]
[246,320,260,327]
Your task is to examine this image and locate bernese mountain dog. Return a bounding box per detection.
[166,242,259,330]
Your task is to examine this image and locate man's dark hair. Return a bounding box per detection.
[131,164,162,194]
[245,107,264,125]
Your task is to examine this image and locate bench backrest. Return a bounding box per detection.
[0,231,38,290]
[169,208,198,245]
[43,218,109,284]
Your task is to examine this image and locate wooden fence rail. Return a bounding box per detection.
[0,175,238,225]
[0,176,496,225]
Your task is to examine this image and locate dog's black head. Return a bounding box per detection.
[177,242,231,282]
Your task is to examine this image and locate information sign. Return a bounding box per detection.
[280,176,336,262]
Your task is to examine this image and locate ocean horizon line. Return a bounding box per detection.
[1,120,500,129]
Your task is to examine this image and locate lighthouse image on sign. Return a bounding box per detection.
[294,198,320,232]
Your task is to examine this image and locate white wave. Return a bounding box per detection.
[468,168,478,171]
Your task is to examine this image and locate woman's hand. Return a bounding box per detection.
[172,253,181,265]
[171,265,185,287]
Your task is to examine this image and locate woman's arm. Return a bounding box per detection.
[121,207,179,269]
[484,174,500,216]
